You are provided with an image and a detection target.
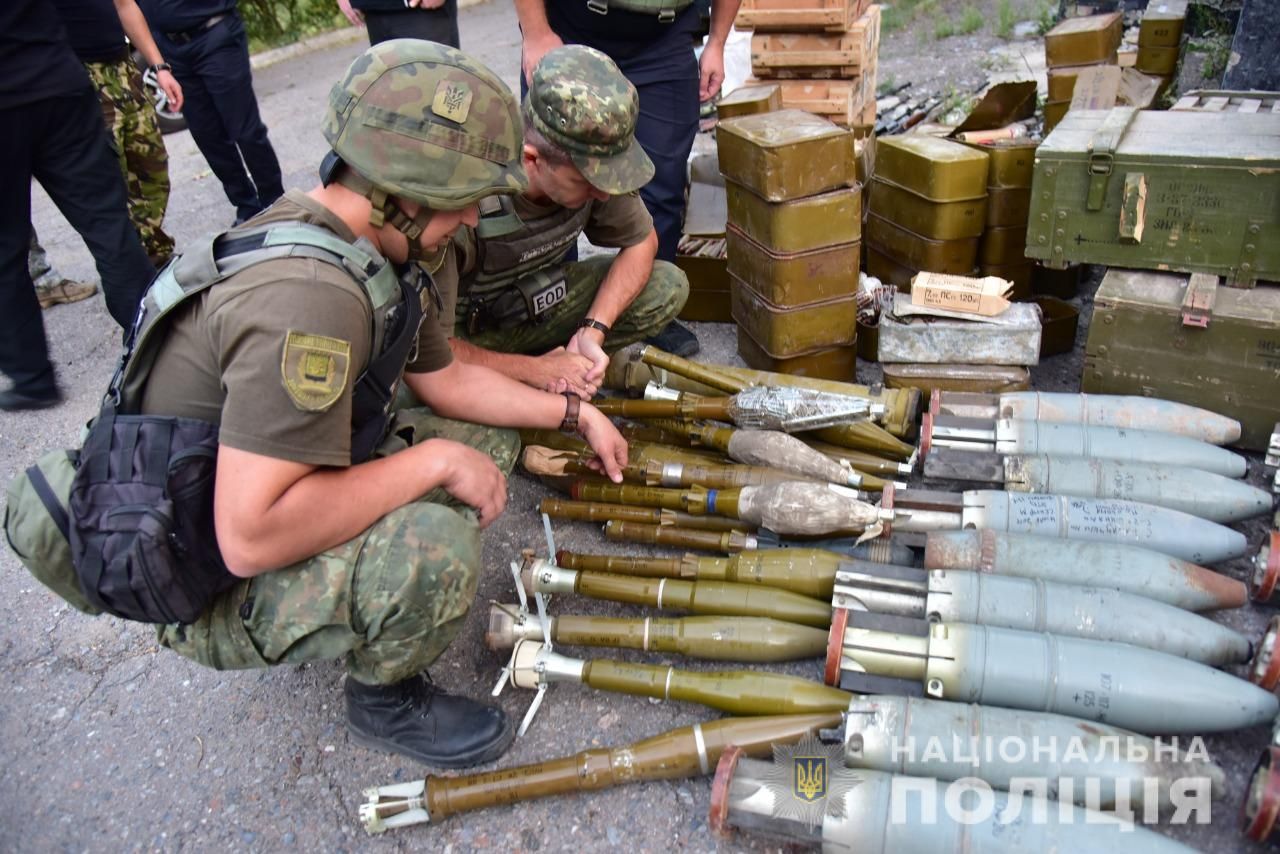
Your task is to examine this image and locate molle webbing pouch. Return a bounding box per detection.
[467,266,568,334]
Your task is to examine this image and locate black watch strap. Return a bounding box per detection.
[578,317,610,335]
[559,392,581,433]
[148,62,173,74]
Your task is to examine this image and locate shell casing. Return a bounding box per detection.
[592,395,733,422]
[570,481,692,512]
[643,458,814,489]
[928,570,1251,666]
[555,551,690,577]
[711,751,1200,853]
[605,521,760,553]
[526,563,833,628]
[924,528,1246,612]
[540,499,748,532]
[805,439,916,477]
[961,490,1249,565]
[931,390,1242,446]
[557,548,842,600]
[844,695,1226,813]
[831,618,1279,734]
[584,659,851,716]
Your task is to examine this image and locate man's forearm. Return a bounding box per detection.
[707,0,743,46]
[405,359,572,430]
[114,0,165,66]
[585,234,657,327]
[449,337,546,386]
[514,0,553,38]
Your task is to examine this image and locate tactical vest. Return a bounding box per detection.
[585,0,693,20]
[61,221,427,625]
[459,195,592,333]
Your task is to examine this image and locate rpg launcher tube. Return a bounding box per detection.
[923,414,1248,479]
[359,712,841,833]
[752,529,918,566]
[485,606,828,662]
[923,450,1273,523]
[805,439,915,478]
[930,390,1242,446]
[825,615,1279,734]
[843,695,1225,814]
[924,528,1246,612]
[640,458,820,489]
[509,640,851,716]
[605,520,759,553]
[959,490,1248,564]
[1251,530,1280,604]
[521,559,832,628]
[710,750,1198,854]
[539,498,749,533]
[570,480,689,512]
[830,563,1251,666]
[556,547,844,600]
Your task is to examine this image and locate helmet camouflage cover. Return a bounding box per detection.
[324,39,527,210]
[525,45,654,195]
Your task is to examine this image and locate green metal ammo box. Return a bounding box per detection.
[1027,107,1280,287]
[1083,269,1280,450]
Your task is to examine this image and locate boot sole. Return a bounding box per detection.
[346,717,515,770]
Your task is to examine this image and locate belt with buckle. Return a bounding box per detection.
[164,13,228,45]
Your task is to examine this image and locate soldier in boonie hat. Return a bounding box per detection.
[444,44,689,403]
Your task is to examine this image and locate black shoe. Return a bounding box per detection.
[645,320,700,357]
[0,386,62,412]
[345,674,514,768]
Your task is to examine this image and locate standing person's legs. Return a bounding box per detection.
[630,75,699,263]
[199,14,284,212]
[33,88,155,331]
[363,0,461,48]
[0,102,56,404]
[159,31,262,222]
[87,59,176,266]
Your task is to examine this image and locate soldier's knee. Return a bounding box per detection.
[353,502,483,633]
[637,260,689,320]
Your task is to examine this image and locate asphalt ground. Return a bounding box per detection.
[4,3,1278,851]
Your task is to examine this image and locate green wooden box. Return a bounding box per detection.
[1027,107,1280,287]
[1082,268,1280,450]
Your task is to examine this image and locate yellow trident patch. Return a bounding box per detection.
[432,79,472,124]
[281,331,350,412]
[794,755,827,803]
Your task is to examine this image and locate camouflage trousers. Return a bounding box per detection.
[84,59,175,267]
[157,411,520,685]
[27,228,64,288]
[456,255,689,354]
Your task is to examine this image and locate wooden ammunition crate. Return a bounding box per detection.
[751,4,879,78]
[748,77,871,126]
[735,0,868,33]
[1083,268,1280,450]
[1027,107,1280,286]
[1171,90,1280,114]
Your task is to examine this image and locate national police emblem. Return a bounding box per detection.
[763,732,860,830]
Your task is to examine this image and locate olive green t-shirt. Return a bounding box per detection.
[439,190,654,296]
[139,191,455,467]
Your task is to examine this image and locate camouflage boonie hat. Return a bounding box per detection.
[324,39,527,210]
[525,45,655,195]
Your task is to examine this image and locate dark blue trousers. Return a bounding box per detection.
[158,12,283,222]
[0,88,154,393]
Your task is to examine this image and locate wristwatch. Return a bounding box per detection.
[147,62,173,74]
[577,317,610,336]
[559,392,581,433]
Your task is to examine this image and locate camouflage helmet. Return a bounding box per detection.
[323,39,527,210]
[524,45,654,195]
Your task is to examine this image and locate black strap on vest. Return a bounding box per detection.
[24,460,71,541]
[350,271,424,462]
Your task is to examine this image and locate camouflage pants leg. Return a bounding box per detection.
[457,255,689,355]
[27,228,62,288]
[157,415,520,685]
[84,60,175,266]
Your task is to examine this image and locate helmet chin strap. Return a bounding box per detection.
[333,167,436,262]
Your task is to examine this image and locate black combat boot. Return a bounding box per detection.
[345,674,514,768]
[644,320,700,357]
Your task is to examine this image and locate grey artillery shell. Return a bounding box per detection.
[842,695,1226,812]
[921,622,1278,733]
[961,490,1249,564]
[712,753,1200,853]
[1002,455,1273,523]
[924,529,1246,612]
[994,419,1247,478]
[999,391,1241,445]
[927,570,1251,665]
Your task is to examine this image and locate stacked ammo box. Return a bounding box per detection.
[1044,12,1123,133]
[1135,0,1186,81]
[735,0,880,128]
[863,136,989,291]
[966,139,1038,298]
[716,109,861,379]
